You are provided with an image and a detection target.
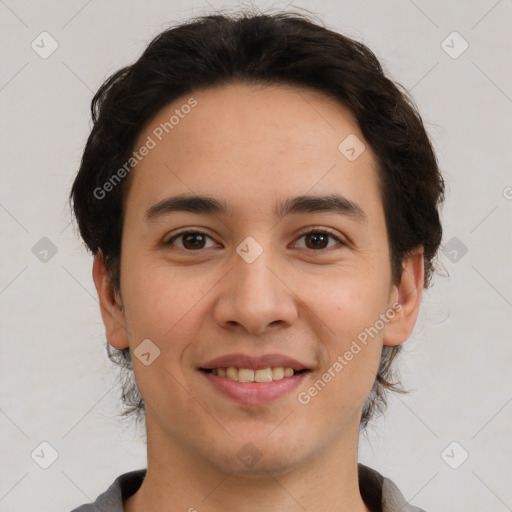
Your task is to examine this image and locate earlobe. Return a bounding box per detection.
[92,252,129,350]
[382,247,425,347]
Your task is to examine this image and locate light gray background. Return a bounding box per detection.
[1,1,511,511]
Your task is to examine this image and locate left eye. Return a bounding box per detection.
[293,230,344,250]
[164,229,344,251]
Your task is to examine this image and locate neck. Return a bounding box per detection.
[124,420,371,512]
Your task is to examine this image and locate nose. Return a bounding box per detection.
[212,244,298,336]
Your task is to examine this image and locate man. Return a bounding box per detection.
[70,10,443,512]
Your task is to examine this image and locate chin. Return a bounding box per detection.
[219,452,305,478]
[205,431,311,477]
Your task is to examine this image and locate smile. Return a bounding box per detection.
[201,370,310,404]
[207,366,298,382]
[199,353,312,404]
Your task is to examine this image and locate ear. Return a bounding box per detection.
[92,252,129,350]
[382,247,424,347]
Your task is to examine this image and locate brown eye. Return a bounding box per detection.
[294,229,344,251]
[165,231,216,250]
[304,232,329,249]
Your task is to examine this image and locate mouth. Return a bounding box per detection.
[198,353,312,404]
[200,366,309,382]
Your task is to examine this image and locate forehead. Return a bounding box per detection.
[125,82,382,221]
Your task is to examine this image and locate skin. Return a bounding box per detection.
[93,82,424,512]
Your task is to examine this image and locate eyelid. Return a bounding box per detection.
[163,227,219,247]
[163,226,347,250]
[292,226,347,248]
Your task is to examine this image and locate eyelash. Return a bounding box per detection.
[164,227,346,251]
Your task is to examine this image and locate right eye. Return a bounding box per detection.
[164,230,219,250]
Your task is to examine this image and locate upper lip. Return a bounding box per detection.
[200,353,311,371]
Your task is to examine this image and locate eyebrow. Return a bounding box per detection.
[145,193,367,223]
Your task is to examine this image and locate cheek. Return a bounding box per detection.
[299,268,390,342]
[121,259,206,340]
[296,271,389,396]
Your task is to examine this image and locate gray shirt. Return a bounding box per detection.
[70,464,427,512]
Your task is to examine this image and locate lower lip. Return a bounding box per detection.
[201,371,309,405]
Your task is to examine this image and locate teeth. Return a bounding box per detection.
[284,368,294,378]
[211,366,296,382]
[271,367,284,380]
[226,367,238,381]
[255,368,273,382]
[238,368,254,382]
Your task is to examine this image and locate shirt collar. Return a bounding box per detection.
[81,464,425,512]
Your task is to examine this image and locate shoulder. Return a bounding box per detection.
[358,463,430,512]
[69,469,146,512]
[381,476,429,512]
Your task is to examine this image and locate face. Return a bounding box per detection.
[94,82,423,476]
